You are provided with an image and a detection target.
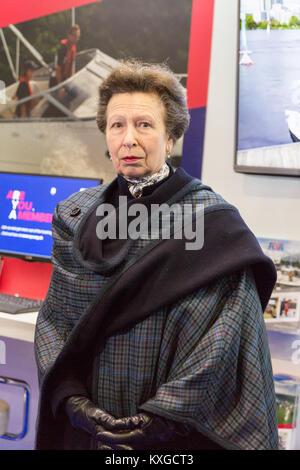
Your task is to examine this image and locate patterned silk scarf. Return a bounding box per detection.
[122,162,170,198]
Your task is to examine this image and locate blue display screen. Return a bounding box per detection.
[0,173,100,260]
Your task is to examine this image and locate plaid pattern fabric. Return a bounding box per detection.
[34,180,278,450]
[135,268,278,450]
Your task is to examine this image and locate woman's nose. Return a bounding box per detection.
[122,125,138,147]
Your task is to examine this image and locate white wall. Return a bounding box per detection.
[202,0,300,241]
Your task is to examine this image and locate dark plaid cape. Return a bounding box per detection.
[34,167,278,450]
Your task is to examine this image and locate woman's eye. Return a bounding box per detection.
[140,122,151,128]
[112,122,122,128]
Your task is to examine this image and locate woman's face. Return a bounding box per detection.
[105,92,173,179]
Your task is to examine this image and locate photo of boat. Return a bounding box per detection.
[0,41,184,183]
[0,48,120,183]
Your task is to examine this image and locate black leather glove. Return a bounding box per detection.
[64,395,105,438]
[94,409,192,450]
[64,395,138,448]
[65,395,191,450]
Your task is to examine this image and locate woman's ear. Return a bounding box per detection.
[167,137,174,155]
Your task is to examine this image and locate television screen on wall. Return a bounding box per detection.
[235,0,300,177]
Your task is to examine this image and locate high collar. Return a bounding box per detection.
[116,161,175,199]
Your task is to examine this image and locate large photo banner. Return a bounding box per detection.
[236,0,300,176]
[0,0,215,182]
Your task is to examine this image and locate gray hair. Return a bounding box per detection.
[96,58,190,144]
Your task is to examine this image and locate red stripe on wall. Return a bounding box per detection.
[0,0,102,29]
[187,0,215,109]
[278,424,296,429]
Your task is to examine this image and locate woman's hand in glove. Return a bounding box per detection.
[64,395,133,447]
[95,409,192,450]
[64,395,191,450]
[64,395,103,438]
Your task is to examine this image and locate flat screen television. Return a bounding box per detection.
[0,172,101,261]
[235,0,300,177]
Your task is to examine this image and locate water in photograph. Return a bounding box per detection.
[238,29,300,150]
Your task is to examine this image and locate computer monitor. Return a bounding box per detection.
[0,173,102,261]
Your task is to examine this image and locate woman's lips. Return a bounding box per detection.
[122,157,142,162]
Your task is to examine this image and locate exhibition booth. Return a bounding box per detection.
[0,0,300,451]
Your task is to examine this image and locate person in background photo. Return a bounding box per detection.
[284,299,290,317]
[13,60,38,118]
[45,24,81,117]
[53,24,80,93]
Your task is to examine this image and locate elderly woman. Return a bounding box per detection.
[34,59,278,450]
